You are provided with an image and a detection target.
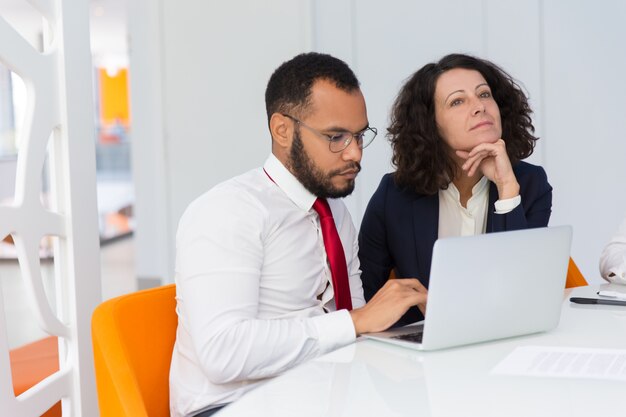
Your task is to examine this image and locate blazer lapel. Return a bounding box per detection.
[486,182,498,232]
[412,193,439,286]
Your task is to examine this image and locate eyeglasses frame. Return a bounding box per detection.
[281,113,377,153]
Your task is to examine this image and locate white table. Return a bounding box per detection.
[217,284,626,417]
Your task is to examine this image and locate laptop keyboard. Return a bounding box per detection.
[391,331,424,343]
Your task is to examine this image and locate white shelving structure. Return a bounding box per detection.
[0,0,101,415]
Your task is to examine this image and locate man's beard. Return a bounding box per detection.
[287,128,361,199]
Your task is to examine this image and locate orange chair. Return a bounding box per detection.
[92,284,177,417]
[9,336,61,417]
[565,257,588,288]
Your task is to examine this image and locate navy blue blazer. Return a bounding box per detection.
[358,161,552,325]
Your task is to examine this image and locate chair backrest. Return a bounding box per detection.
[92,284,177,417]
[565,257,588,288]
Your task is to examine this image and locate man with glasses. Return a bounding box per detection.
[170,52,427,417]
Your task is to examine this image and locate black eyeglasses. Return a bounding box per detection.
[281,113,377,153]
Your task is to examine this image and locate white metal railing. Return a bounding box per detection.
[0,0,101,416]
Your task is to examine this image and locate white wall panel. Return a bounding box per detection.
[161,0,312,241]
[128,0,171,282]
[542,1,626,281]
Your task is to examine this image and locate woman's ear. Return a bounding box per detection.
[269,113,292,149]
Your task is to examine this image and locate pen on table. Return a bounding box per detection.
[597,290,626,300]
[570,297,626,306]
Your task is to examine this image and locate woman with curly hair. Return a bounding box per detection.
[358,53,552,325]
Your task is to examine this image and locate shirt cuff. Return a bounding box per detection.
[311,309,356,355]
[494,195,521,214]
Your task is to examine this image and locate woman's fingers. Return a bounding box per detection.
[456,139,513,179]
[460,150,489,175]
[454,139,519,199]
[466,139,506,157]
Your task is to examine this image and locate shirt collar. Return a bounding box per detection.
[471,175,489,196]
[263,153,317,211]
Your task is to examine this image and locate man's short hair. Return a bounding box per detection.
[265,52,360,123]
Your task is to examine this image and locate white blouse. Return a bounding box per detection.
[438,176,521,239]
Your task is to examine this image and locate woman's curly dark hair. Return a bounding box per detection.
[388,53,538,195]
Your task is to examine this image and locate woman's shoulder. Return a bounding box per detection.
[364,173,430,221]
[513,160,551,193]
[371,172,395,195]
[513,160,548,179]
[374,172,425,199]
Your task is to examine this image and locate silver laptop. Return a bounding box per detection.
[362,226,572,351]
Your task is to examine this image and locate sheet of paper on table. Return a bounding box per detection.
[491,346,626,381]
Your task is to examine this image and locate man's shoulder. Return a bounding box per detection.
[181,168,270,220]
[175,167,275,244]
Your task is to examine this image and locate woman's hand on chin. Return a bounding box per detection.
[456,139,520,199]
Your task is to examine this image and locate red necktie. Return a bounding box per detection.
[312,198,353,311]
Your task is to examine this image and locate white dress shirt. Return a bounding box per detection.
[599,214,626,284]
[169,154,365,417]
[438,176,521,239]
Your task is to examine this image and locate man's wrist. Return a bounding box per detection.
[349,308,364,336]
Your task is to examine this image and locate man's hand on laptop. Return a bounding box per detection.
[350,279,428,335]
